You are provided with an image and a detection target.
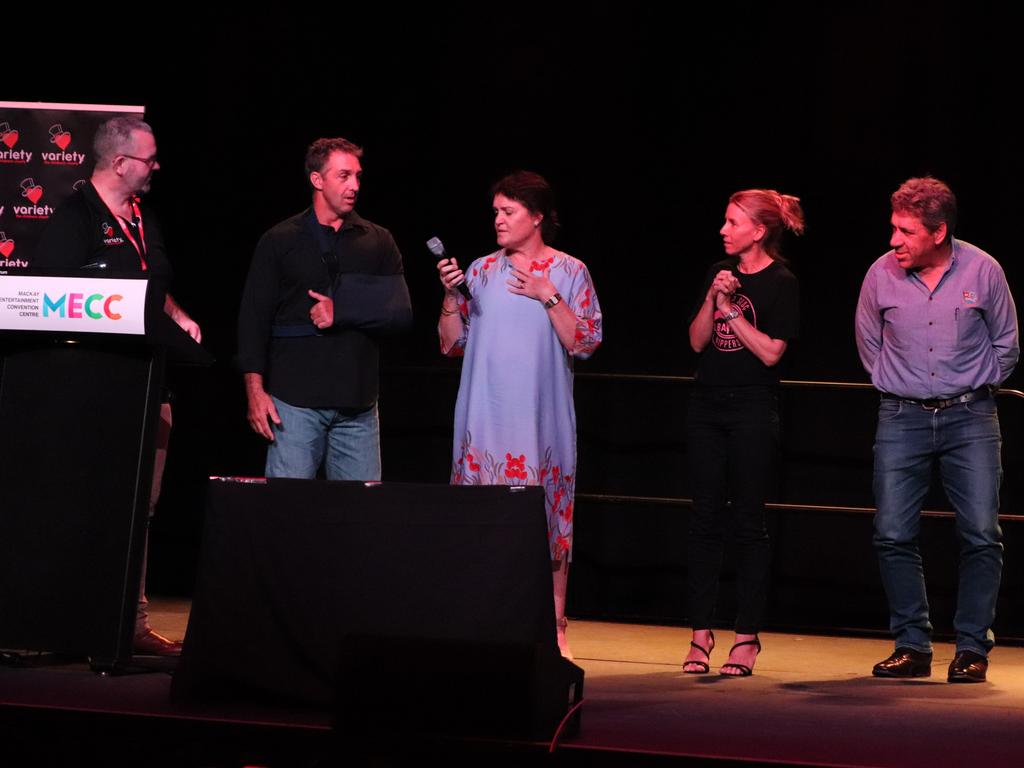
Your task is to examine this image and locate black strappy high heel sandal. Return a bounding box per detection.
[683,630,716,674]
[719,635,761,677]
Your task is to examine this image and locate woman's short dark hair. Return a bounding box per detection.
[490,170,561,243]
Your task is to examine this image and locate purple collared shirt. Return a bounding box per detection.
[855,239,1019,399]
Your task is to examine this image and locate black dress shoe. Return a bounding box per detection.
[872,647,932,678]
[948,650,988,683]
[133,628,183,656]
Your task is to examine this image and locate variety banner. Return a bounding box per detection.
[0,101,145,274]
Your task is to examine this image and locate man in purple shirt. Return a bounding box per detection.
[856,177,1018,683]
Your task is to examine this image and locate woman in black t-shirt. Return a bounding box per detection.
[682,189,803,676]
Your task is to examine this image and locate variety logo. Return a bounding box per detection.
[100,221,124,246]
[0,122,31,163]
[49,124,72,150]
[13,178,54,219]
[43,292,124,320]
[0,231,27,267]
[1,122,18,148]
[20,178,43,204]
[42,124,85,165]
[0,232,14,257]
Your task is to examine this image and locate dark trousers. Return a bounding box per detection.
[686,385,779,634]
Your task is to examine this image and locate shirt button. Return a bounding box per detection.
[929,347,933,352]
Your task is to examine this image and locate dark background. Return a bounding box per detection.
[12,6,1024,632]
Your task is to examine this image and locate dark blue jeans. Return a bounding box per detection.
[686,385,779,634]
[873,396,1003,655]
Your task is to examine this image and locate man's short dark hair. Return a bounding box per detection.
[891,176,957,243]
[305,137,364,178]
[93,116,153,164]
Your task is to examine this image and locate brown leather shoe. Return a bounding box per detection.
[133,628,183,656]
[872,647,932,678]
[948,650,988,683]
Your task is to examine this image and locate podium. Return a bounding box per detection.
[0,273,209,667]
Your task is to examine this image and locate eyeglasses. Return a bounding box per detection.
[120,154,159,169]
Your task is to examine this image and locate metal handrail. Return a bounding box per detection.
[572,371,1024,399]
[392,366,1023,520]
[391,365,1024,399]
[566,374,1023,520]
[573,493,1024,523]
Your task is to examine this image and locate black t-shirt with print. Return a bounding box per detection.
[690,258,799,387]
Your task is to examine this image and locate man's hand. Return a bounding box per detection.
[176,316,202,342]
[309,289,334,329]
[244,373,280,441]
[164,293,202,342]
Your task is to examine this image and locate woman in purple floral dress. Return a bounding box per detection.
[436,171,602,658]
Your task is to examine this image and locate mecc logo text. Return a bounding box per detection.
[43,292,124,320]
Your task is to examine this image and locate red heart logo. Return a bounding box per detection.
[54,132,72,150]
[1,130,18,149]
[26,186,43,204]
[0,238,14,257]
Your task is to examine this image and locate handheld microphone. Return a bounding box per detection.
[427,236,471,301]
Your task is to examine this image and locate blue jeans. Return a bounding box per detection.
[265,396,381,481]
[872,396,1003,656]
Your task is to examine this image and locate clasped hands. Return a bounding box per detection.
[709,270,741,312]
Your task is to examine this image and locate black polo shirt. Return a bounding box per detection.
[32,182,172,300]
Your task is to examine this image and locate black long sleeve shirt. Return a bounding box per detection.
[237,209,405,409]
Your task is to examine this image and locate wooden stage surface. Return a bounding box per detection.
[2,599,1022,767]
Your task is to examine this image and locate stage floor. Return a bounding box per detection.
[564,620,1024,767]
[3,599,1023,767]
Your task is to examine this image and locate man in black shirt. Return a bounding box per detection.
[238,137,409,480]
[34,116,201,656]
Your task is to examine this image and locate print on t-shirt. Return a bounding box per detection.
[713,292,755,352]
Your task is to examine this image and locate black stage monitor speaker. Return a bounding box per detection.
[336,634,582,740]
[174,479,583,739]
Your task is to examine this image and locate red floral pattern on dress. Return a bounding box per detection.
[452,436,577,560]
[504,453,528,481]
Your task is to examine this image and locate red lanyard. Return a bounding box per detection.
[114,197,148,270]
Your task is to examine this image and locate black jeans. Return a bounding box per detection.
[686,385,779,634]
